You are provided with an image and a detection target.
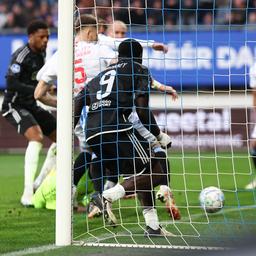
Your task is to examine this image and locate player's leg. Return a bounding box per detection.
[2,106,44,206]
[33,141,56,190]
[33,108,56,190]
[22,125,44,206]
[154,147,181,220]
[101,131,172,234]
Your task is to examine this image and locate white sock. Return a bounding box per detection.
[34,143,56,190]
[24,141,42,195]
[102,184,125,202]
[143,208,160,230]
[104,180,116,190]
[159,185,171,193]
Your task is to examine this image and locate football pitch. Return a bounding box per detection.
[0,152,256,255]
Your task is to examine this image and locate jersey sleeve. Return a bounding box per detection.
[6,52,35,93]
[134,64,151,98]
[250,63,256,88]
[36,51,58,84]
[98,33,155,51]
[100,45,117,67]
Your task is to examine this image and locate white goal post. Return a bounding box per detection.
[55,0,74,246]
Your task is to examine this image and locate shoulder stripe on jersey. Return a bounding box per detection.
[16,47,30,63]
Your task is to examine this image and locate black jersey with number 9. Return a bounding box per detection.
[85,60,151,142]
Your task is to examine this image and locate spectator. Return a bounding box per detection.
[181,0,196,26]
[12,3,27,28]
[0,0,252,30]
[248,11,256,25]
[22,0,37,24]
[0,3,8,28]
[130,0,146,25]
[230,0,247,25]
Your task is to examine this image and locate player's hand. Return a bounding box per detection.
[152,43,168,53]
[166,86,178,101]
[157,131,172,148]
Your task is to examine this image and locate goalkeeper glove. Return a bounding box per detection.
[157,131,172,148]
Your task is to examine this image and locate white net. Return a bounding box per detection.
[70,0,256,250]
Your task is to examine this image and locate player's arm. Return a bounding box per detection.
[34,80,57,107]
[135,66,160,137]
[151,79,178,101]
[6,61,35,93]
[74,89,90,128]
[135,95,160,138]
[99,34,168,53]
[34,52,58,107]
[135,65,172,147]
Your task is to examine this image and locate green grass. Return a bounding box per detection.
[0,152,256,255]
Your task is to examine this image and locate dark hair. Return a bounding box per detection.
[98,17,107,32]
[75,14,97,33]
[27,20,48,35]
[118,39,143,63]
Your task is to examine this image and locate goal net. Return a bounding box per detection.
[57,0,256,250]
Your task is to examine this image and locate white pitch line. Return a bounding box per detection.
[3,205,256,255]
[1,244,57,256]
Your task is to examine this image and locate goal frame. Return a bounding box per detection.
[55,0,74,246]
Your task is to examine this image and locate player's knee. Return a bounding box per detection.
[24,126,44,142]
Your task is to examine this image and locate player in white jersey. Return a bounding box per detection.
[34,15,116,191]
[245,62,256,189]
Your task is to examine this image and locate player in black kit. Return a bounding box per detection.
[1,21,56,206]
[75,39,173,236]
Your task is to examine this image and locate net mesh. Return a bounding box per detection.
[72,0,256,249]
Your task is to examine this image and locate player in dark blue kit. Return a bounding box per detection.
[1,21,56,206]
[75,39,174,236]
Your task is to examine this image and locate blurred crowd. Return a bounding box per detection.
[0,0,256,32]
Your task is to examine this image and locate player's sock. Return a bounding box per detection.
[104,180,116,190]
[90,155,105,193]
[154,149,170,186]
[102,184,125,202]
[22,141,42,206]
[33,142,56,191]
[74,151,91,186]
[143,207,160,230]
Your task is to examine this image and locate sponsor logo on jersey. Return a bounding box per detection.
[91,100,111,110]
[10,64,21,74]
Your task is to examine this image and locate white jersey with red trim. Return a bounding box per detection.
[37,41,115,97]
[74,41,116,96]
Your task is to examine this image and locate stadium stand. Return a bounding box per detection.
[0,0,255,32]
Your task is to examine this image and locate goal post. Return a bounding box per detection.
[55,0,74,246]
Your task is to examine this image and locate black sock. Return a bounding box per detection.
[74,152,91,186]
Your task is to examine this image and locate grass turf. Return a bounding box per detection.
[0,152,256,255]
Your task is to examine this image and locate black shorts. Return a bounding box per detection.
[2,104,56,136]
[87,130,152,179]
